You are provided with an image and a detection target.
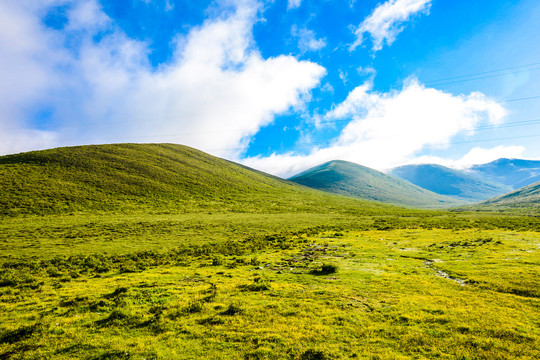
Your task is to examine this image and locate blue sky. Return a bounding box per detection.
[1,0,540,177]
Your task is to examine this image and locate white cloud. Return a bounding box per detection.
[357,66,376,78]
[459,146,525,166]
[0,0,68,153]
[0,0,325,158]
[351,0,431,52]
[66,0,111,31]
[287,0,302,10]
[456,146,526,168]
[243,79,507,177]
[320,82,334,93]
[291,25,326,53]
[338,69,348,84]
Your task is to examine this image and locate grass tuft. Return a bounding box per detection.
[310,263,339,275]
[221,302,244,316]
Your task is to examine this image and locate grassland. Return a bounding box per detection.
[1,226,539,359]
[1,144,539,359]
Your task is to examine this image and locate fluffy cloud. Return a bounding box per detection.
[291,25,326,53]
[0,0,66,154]
[0,0,325,157]
[243,79,507,177]
[351,0,431,52]
[327,79,505,148]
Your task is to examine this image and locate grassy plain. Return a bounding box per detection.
[1,215,539,359]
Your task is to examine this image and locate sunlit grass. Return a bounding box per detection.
[1,228,538,359]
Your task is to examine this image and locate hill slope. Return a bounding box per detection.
[480,181,540,209]
[389,164,511,202]
[0,143,389,217]
[468,158,540,189]
[289,160,464,208]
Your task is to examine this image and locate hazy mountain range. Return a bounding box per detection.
[467,158,540,189]
[389,164,512,202]
[289,158,540,209]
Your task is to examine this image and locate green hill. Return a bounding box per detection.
[480,181,540,209]
[389,164,511,202]
[0,143,392,217]
[288,160,464,208]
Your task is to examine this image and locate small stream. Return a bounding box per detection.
[424,260,466,286]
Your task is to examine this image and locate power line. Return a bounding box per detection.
[203,118,540,151]
[312,94,540,128]
[2,62,539,134]
[423,61,540,84]
[474,118,540,130]
[443,133,540,146]
[246,132,540,152]
[3,123,540,157]
[288,126,540,149]
[201,132,540,154]
[423,67,540,87]
[7,98,539,135]
[502,95,540,103]
[3,116,540,146]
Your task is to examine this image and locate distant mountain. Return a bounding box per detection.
[0,144,390,217]
[480,181,540,209]
[288,160,464,208]
[389,164,512,202]
[468,158,540,189]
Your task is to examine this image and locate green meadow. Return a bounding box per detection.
[1,144,539,359]
[2,213,539,359]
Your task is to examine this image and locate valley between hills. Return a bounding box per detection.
[0,143,539,359]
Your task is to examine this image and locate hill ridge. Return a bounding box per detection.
[289,160,463,208]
